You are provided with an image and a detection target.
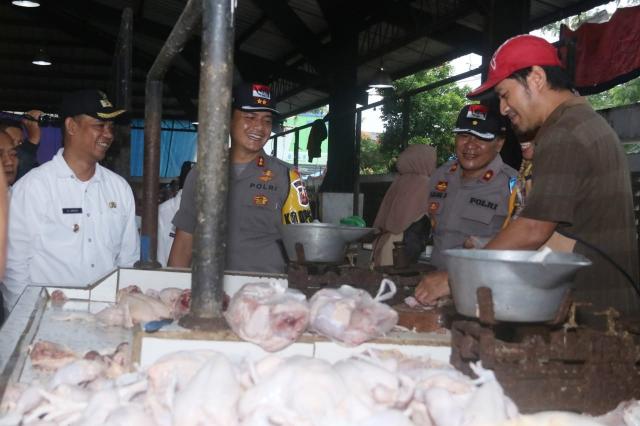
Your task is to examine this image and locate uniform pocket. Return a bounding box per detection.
[100,209,127,252]
[238,201,281,237]
[461,194,503,225]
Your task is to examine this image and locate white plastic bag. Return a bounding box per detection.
[224,282,310,352]
[309,279,399,346]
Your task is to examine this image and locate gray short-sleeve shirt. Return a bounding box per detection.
[172,152,297,273]
[428,155,516,269]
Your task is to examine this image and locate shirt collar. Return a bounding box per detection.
[535,96,587,146]
[447,155,504,184]
[53,148,103,182]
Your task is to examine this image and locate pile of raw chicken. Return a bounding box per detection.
[92,280,400,350]
[1,341,638,426]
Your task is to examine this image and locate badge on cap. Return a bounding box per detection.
[256,156,265,167]
[259,170,273,182]
[482,170,494,182]
[98,91,113,108]
[254,194,269,206]
[449,163,459,173]
[435,181,448,192]
[467,104,488,120]
[252,84,271,101]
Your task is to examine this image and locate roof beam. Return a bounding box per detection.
[529,0,609,28]
[22,0,199,119]
[250,0,330,74]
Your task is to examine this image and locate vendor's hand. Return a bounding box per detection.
[463,235,491,249]
[414,270,450,305]
[463,236,477,249]
[21,110,43,145]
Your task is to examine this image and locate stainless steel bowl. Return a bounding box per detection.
[444,249,592,322]
[281,223,375,263]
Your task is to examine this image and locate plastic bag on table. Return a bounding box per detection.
[309,279,399,346]
[224,282,310,352]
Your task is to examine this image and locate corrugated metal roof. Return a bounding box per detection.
[0,0,613,119]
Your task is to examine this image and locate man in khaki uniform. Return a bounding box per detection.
[169,83,312,273]
[415,104,516,304]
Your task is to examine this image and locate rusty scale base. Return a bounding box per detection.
[450,287,640,415]
[287,262,434,307]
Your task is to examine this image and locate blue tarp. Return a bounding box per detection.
[130,119,197,177]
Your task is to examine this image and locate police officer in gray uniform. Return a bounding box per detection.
[415,104,516,304]
[169,82,312,273]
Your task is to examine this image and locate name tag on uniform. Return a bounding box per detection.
[62,208,83,214]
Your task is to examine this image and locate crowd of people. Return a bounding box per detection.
[0,34,637,321]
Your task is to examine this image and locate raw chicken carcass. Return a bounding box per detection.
[121,292,172,322]
[172,289,191,319]
[96,292,172,328]
[171,353,242,426]
[309,280,398,346]
[358,410,416,426]
[145,287,190,319]
[144,349,227,425]
[239,356,368,425]
[49,290,68,306]
[333,356,414,410]
[95,303,134,328]
[225,282,309,352]
[48,359,107,389]
[460,362,518,426]
[29,341,78,371]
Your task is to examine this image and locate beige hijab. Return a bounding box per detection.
[372,145,436,265]
[374,144,437,233]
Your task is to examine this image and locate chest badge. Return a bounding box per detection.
[256,156,265,167]
[108,201,117,208]
[259,170,274,182]
[428,202,440,214]
[73,224,80,233]
[435,181,448,192]
[254,194,269,206]
[449,163,458,173]
[482,170,494,182]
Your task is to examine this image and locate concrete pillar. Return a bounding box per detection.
[482,0,530,79]
[320,28,359,193]
[481,0,531,170]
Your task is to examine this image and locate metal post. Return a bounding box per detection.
[181,0,236,329]
[353,110,362,216]
[293,129,299,167]
[138,0,202,269]
[113,8,132,181]
[401,97,411,150]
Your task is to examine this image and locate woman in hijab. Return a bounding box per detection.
[372,144,437,266]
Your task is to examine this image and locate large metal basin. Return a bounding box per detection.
[281,223,375,263]
[444,249,592,322]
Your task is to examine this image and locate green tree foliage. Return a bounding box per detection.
[379,64,470,166]
[360,135,393,175]
[588,77,640,109]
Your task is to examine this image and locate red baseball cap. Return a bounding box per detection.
[467,35,562,98]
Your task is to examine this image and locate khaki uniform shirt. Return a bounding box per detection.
[428,155,516,270]
[521,97,639,315]
[173,151,311,273]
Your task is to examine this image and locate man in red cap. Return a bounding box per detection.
[464,35,638,316]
